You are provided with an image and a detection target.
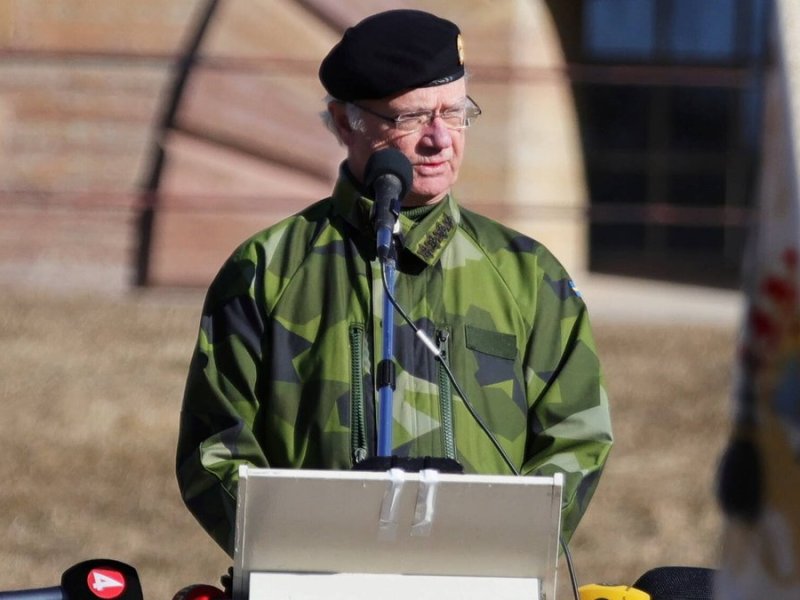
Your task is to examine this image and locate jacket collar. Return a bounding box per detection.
[330,164,460,266]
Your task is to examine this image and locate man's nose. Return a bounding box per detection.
[423,115,453,148]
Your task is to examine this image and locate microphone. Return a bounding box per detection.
[171,584,226,600]
[0,559,143,600]
[363,148,413,261]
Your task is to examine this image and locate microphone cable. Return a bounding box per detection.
[380,262,518,475]
[561,535,581,600]
[380,260,583,600]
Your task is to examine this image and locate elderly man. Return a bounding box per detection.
[176,9,612,557]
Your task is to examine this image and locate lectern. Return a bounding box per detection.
[233,467,563,600]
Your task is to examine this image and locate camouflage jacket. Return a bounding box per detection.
[176,172,613,556]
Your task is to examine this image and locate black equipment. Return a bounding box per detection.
[0,559,142,600]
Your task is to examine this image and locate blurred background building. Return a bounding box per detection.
[0,0,779,292]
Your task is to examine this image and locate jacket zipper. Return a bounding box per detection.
[350,324,367,464]
[437,329,456,460]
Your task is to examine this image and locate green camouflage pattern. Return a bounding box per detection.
[176,172,613,556]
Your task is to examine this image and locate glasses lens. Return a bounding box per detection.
[392,98,481,132]
[395,115,428,132]
[440,110,466,130]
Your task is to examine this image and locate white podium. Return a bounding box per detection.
[233,466,563,600]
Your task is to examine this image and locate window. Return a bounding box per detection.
[573,0,770,287]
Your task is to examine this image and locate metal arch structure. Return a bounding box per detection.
[136,0,222,287]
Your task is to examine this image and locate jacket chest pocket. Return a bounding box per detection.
[465,325,518,361]
[461,324,526,440]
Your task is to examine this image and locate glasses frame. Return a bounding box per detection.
[351,96,482,133]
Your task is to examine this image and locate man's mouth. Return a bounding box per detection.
[416,160,447,171]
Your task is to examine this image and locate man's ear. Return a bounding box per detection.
[328,102,354,145]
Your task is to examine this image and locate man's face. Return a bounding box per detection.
[333,78,468,207]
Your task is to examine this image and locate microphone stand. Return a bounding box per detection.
[377,224,398,457]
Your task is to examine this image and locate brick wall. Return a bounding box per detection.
[0,0,589,291]
[0,0,201,291]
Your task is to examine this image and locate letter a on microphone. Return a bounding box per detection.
[87,569,126,599]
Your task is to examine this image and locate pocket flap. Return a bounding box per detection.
[465,325,518,360]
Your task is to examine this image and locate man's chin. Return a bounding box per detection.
[404,188,450,206]
[408,174,455,204]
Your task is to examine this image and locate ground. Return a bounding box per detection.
[0,287,735,598]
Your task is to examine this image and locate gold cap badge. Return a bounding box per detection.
[457,34,464,65]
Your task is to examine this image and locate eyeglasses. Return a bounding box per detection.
[352,96,482,133]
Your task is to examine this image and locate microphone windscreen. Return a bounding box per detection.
[364,148,413,200]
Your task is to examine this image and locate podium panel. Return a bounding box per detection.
[233,467,562,600]
[250,573,539,600]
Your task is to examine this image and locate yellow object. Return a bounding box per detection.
[578,583,651,600]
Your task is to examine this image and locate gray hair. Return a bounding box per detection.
[320,96,366,145]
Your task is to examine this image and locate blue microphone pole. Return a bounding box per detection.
[377,238,398,457]
[364,149,413,457]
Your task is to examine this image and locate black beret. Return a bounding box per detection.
[319,9,465,101]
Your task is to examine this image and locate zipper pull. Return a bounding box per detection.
[353,448,368,464]
[437,329,449,351]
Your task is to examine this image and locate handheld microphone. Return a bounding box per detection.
[0,559,142,600]
[363,148,413,261]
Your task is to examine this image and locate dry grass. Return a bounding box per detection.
[0,287,736,598]
[571,322,734,590]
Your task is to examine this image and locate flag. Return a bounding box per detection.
[716,1,800,597]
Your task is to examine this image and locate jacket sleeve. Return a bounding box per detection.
[521,273,613,544]
[176,249,269,557]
